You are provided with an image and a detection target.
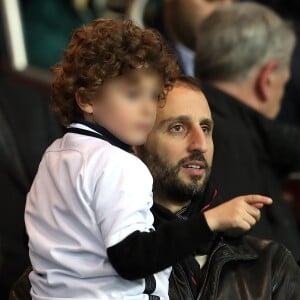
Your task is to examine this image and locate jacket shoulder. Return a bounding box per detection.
[227,235,290,258]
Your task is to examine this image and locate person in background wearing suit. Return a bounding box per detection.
[195,2,300,259]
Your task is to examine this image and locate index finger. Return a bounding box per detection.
[244,195,272,205]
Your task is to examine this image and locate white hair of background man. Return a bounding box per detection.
[195,2,296,82]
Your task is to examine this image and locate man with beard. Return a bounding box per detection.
[136,76,300,300]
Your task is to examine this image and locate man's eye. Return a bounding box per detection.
[201,125,211,135]
[170,124,184,132]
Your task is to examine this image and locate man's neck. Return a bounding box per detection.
[154,196,191,214]
[212,80,261,113]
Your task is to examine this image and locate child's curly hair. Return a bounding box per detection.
[51,18,180,126]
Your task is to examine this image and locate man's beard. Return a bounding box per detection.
[139,147,211,205]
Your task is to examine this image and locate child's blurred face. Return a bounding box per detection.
[85,69,163,146]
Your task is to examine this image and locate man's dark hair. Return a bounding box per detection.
[175,75,203,92]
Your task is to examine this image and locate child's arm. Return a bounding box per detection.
[203,194,273,232]
[107,194,272,280]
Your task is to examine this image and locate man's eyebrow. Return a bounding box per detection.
[158,115,191,127]
[158,116,214,128]
[201,118,214,128]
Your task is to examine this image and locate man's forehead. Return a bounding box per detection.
[157,85,212,123]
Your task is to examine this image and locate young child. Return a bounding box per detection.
[25,19,271,300]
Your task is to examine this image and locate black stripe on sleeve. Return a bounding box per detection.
[107,212,214,280]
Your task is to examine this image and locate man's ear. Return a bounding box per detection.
[75,87,93,114]
[255,60,278,102]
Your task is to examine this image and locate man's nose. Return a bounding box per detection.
[187,127,208,153]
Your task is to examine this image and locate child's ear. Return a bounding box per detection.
[75,87,94,114]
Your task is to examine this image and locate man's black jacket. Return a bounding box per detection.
[152,184,300,300]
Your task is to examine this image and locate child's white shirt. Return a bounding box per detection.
[25,123,171,299]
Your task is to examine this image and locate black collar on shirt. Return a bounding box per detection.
[201,83,259,120]
[65,120,133,153]
[152,182,222,224]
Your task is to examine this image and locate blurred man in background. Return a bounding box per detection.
[139,0,236,75]
[195,2,300,259]
[0,24,62,297]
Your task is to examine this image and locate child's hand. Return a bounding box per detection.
[203,195,272,233]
